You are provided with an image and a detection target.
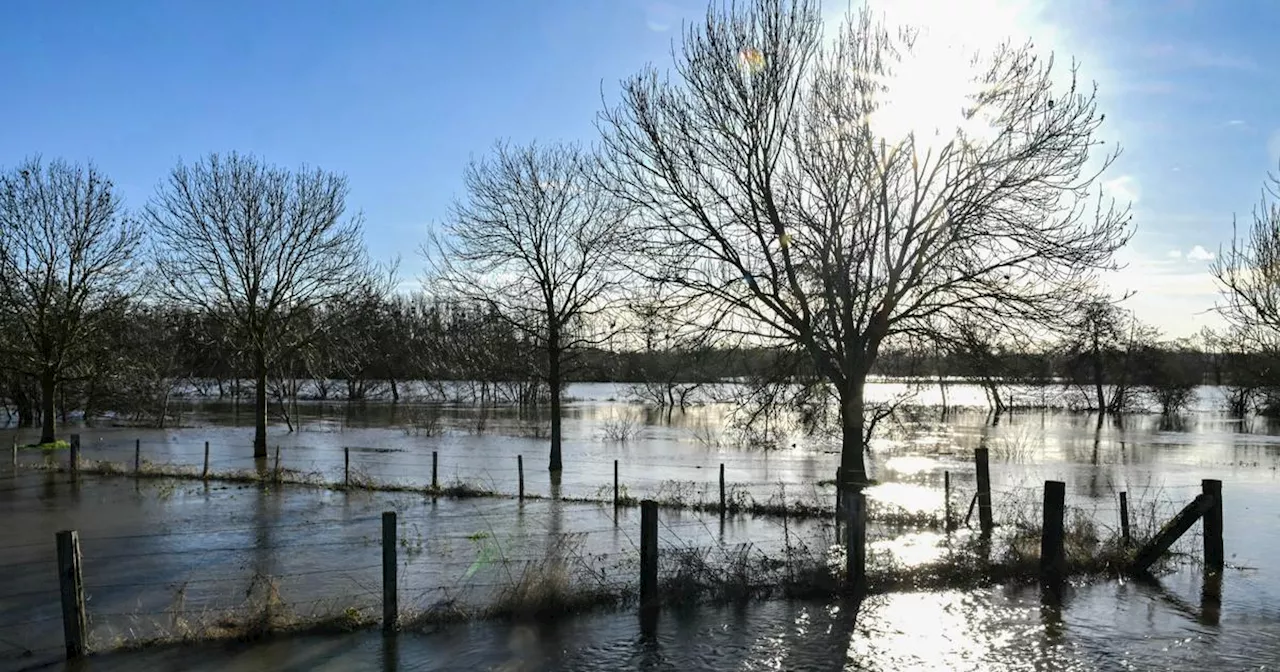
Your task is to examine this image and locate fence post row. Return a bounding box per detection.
[639,500,658,610]
[1202,479,1224,574]
[69,434,80,475]
[382,511,398,632]
[975,448,993,534]
[1119,491,1131,546]
[719,463,726,515]
[56,530,87,659]
[1040,480,1066,583]
[943,470,952,531]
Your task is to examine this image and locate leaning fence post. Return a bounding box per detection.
[640,500,658,609]
[975,448,993,534]
[1119,491,1131,546]
[1041,480,1066,583]
[344,447,350,487]
[382,511,398,632]
[273,446,281,481]
[55,530,87,659]
[719,463,726,515]
[431,451,438,491]
[944,470,952,531]
[517,455,525,502]
[69,434,80,475]
[844,486,866,592]
[202,441,210,480]
[1202,479,1223,574]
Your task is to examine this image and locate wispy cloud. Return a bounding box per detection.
[642,1,683,32]
[1140,43,1258,72]
[1102,174,1141,204]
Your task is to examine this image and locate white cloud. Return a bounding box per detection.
[1101,249,1225,337]
[1102,174,1141,204]
[1186,245,1214,262]
[1227,119,1247,127]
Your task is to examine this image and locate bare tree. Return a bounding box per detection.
[427,141,632,472]
[600,0,1129,486]
[145,153,372,458]
[1213,165,1280,338]
[0,157,143,444]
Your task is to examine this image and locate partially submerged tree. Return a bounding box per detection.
[146,153,372,458]
[600,0,1129,486]
[0,157,143,443]
[428,141,632,472]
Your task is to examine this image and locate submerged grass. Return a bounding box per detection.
[104,573,378,653]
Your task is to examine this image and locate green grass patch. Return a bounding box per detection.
[24,440,70,451]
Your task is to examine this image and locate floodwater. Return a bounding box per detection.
[2,382,1280,671]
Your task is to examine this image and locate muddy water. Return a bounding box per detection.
[3,382,1280,670]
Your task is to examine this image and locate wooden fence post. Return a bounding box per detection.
[844,487,866,592]
[344,447,350,487]
[69,434,80,475]
[431,451,438,491]
[1041,480,1066,582]
[1119,491,1131,546]
[382,511,398,632]
[1132,495,1214,573]
[943,470,952,531]
[56,530,87,659]
[517,455,524,502]
[613,459,619,510]
[1202,479,1223,574]
[640,500,658,609]
[134,439,141,475]
[202,441,210,480]
[273,446,281,481]
[975,448,993,534]
[11,437,16,471]
[719,463,726,515]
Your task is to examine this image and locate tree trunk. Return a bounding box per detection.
[253,349,268,458]
[838,381,869,487]
[39,369,56,445]
[1090,335,1105,414]
[548,329,563,472]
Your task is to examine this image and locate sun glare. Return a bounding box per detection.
[859,0,1049,151]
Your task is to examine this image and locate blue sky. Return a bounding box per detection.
[0,0,1276,338]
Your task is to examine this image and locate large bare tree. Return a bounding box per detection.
[145,153,372,458]
[0,157,143,443]
[427,141,631,472]
[600,0,1130,486]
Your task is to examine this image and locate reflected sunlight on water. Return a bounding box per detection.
[866,481,941,514]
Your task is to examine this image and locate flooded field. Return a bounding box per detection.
[3,382,1279,671]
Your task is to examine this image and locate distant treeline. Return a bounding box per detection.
[8,289,1279,431]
